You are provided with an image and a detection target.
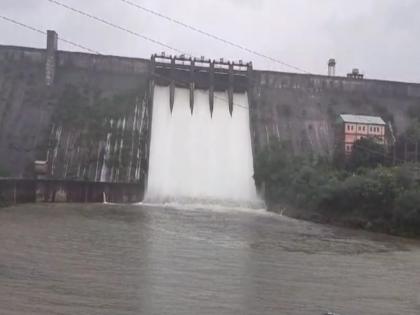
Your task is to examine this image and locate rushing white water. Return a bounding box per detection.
[145,86,261,207]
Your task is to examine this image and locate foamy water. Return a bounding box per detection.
[145,86,261,207]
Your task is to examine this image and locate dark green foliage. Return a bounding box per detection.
[394,120,420,163]
[319,167,400,219]
[254,140,338,208]
[347,138,386,171]
[254,140,420,237]
[393,190,420,236]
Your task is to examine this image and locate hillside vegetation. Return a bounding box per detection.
[255,138,420,237]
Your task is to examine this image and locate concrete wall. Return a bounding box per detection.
[0,178,143,205]
[250,71,420,158]
[0,179,36,205]
[2,43,420,193]
[0,46,52,177]
[0,45,151,190]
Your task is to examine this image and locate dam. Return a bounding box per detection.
[1,26,420,315]
[2,31,420,202]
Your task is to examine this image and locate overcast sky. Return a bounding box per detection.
[1,0,420,82]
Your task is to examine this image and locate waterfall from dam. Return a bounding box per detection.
[145,86,260,207]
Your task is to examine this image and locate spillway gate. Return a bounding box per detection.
[150,53,253,116]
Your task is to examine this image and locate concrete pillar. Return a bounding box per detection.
[149,54,156,117]
[189,59,195,114]
[45,30,58,86]
[209,61,215,117]
[170,57,175,113]
[228,62,234,116]
[150,54,156,75]
[247,62,253,90]
[328,58,336,77]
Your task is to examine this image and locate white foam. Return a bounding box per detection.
[140,201,267,215]
[145,86,263,208]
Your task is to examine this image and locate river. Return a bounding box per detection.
[0,203,419,315]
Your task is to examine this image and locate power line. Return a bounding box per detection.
[57,37,101,55]
[0,15,100,54]
[46,0,188,56]
[46,0,310,74]
[43,0,306,98]
[0,14,249,110]
[116,0,311,74]
[0,15,45,36]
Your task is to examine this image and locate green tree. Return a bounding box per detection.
[347,138,386,171]
[393,189,420,236]
[254,140,294,202]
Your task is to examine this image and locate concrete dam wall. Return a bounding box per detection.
[0,43,152,195]
[2,35,420,200]
[250,71,420,157]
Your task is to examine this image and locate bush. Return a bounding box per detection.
[254,139,420,237]
[393,189,420,236]
[319,168,400,220]
[347,138,386,171]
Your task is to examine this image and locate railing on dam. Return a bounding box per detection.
[0,179,143,206]
[150,53,253,116]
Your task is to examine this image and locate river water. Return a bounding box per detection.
[0,203,419,315]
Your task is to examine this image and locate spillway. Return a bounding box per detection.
[145,86,260,207]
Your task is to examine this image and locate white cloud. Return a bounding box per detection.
[0,0,418,82]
